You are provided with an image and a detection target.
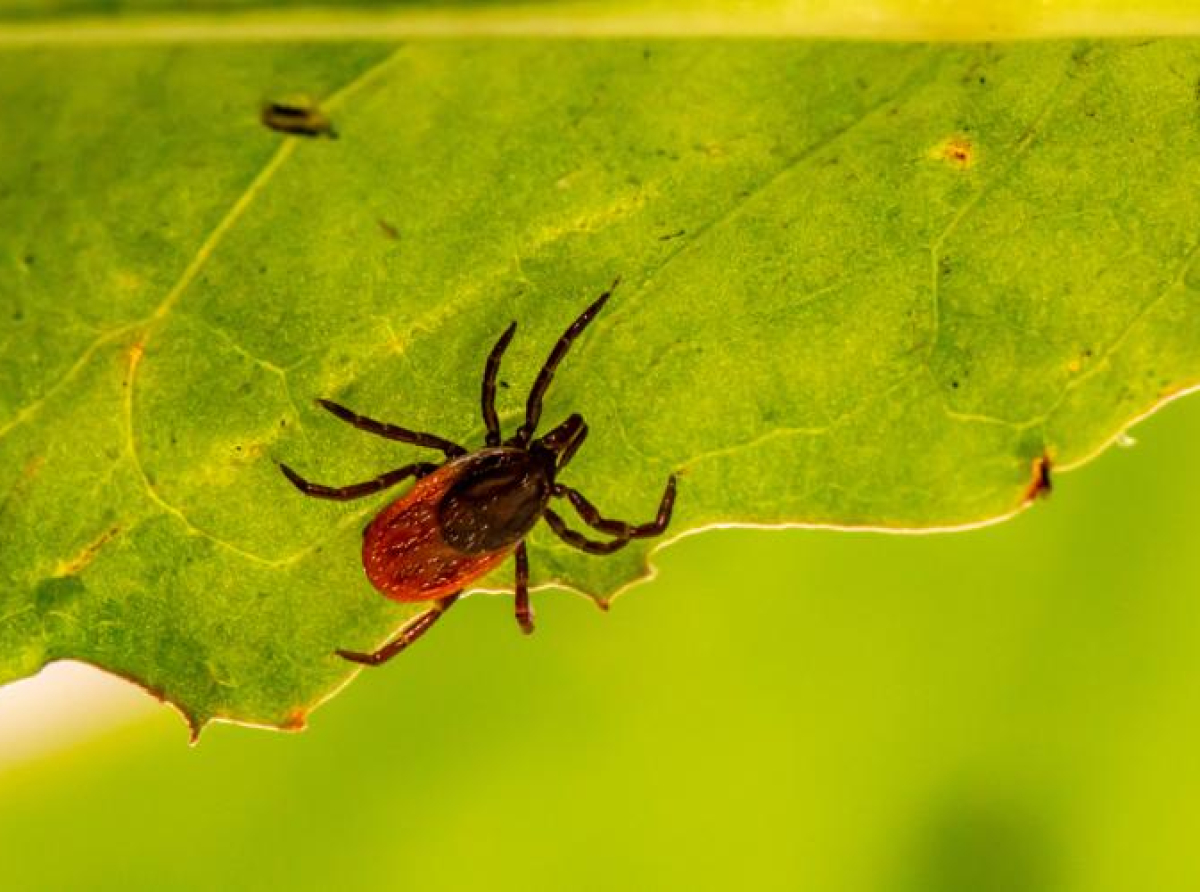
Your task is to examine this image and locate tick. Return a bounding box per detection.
[280,280,677,666]
[260,97,337,138]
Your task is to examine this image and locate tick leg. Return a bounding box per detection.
[514,541,534,634]
[560,418,588,469]
[337,593,460,666]
[554,475,676,538]
[280,461,438,501]
[482,321,517,447]
[515,277,619,445]
[543,508,631,555]
[318,399,466,458]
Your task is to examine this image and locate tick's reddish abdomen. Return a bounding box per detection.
[363,448,553,602]
[361,464,512,602]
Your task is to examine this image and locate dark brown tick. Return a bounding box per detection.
[260,97,336,138]
[280,280,677,666]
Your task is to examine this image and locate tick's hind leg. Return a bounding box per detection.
[280,461,437,501]
[555,476,677,539]
[542,476,677,555]
[318,399,466,458]
[543,509,631,555]
[337,593,460,666]
[514,542,534,635]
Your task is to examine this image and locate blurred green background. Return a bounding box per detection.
[1,393,1198,891]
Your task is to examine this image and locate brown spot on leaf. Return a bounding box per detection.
[23,454,44,480]
[929,135,976,169]
[281,708,308,732]
[232,440,266,463]
[0,455,45,524]
[55,525,122,576]
[377,219,399,240]
[1067,347,1093,374]
[1023,454,1053,504]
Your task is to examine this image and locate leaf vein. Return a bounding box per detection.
[629,52,942,311]
[925,43,1083,374]
[120,47,409,565]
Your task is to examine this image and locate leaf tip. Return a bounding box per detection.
[1022,453,1054,505]
[281,708,309,733]
[186,715,206,746]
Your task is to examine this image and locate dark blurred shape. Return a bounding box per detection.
[902,791,1060,892]
[261,97,336,139]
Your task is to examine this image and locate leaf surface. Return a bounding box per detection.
[3,36,1200,733]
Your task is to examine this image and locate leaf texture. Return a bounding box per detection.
[2,38,1199,732]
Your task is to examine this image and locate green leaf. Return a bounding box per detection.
[3,34,1200,735]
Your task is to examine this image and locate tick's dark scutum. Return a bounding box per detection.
[438,449,551,553]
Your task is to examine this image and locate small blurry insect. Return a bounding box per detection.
[280,280,677,666]
[260,97,337,138]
